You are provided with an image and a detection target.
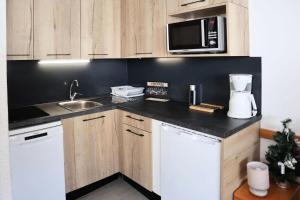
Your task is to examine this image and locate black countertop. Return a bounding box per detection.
[9,96,262,139]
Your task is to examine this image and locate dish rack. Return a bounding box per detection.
[111,86,144,97]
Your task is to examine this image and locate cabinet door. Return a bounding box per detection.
[122,0,166,58]
[34,0,80,59]
[7,0,33,60]
[62,118,77,193]
[81,0,121,59]
[121,124,152,190]
[135,0,154,56]
[74,111,119,188]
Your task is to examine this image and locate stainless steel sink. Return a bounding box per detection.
[58,100,103,112]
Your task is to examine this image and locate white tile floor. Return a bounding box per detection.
[78,179,148,200]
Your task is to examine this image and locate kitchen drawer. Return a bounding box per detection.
[120,111,152,132]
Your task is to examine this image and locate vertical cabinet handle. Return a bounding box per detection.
[126,115,144,122]
[126,129,144,137]
[83,116,105,122]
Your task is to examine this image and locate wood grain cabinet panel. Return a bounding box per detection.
[62,118,77,193]
[7,0,33,60]
[73,111,119,188]
[121,124,152,190]
[81,0,121,59]
[63,110,119,191]
[34,0,81,59]
[221,122,260,200]
[122,0,167,58]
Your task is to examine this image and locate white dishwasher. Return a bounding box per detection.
[161,123,221,200]
[9,121,66,200]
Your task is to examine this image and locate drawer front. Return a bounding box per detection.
[120,111,152,132]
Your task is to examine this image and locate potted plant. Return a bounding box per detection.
[265,119,299,188]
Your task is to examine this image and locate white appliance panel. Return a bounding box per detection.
[161,123,221,200]
[9,122,65,200]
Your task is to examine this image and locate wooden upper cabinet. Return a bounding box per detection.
[122,0,167,58]
[81,0,121,59]
[73,111,119,188]
[34,0,81,60]
[7,0,33,60]
[168,0,248,14]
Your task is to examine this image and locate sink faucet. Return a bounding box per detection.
[69,80,81,101]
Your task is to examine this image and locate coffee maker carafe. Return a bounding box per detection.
[227,74,257,119]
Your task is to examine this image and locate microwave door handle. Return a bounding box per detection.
[201,19,207,47]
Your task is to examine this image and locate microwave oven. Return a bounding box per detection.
[167,16,226,54]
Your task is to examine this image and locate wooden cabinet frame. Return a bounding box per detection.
[167,0,249,57]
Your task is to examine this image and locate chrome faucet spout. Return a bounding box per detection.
[69,80,80,101]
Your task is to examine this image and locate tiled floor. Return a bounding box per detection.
[78,179,148,200]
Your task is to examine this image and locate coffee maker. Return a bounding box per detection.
[228,74,257,119]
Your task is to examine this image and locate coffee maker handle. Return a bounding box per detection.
[250,94,258,116]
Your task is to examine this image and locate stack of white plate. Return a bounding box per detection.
[111,86,144,98]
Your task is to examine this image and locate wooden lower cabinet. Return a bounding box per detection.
[121,124,152,191]
[63,117,77,193]
[221,122,260,200]
[63,108,259,198]
[63,110,119,192]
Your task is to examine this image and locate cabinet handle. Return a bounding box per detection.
[136,52,152,55]
[181,0,205,6]
[83,116,105,122]
[47,53,71,56]
[126,115,144,122]
[88,53,109,56]
[7,54,30,56]
[126,129,144,137]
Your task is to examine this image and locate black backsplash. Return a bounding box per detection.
[7,57,261,112]
[7,60,128,109]
[127,57,262,111]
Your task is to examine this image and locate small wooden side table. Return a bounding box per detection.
[234,181,300,200]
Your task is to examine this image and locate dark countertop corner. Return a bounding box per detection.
[118,100,262,138]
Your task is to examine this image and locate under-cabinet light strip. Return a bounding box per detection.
[38,59,90,65]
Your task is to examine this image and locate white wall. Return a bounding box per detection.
[0,0,12,199]
[249,0,300,160]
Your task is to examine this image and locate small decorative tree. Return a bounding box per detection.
[265,119,298,188]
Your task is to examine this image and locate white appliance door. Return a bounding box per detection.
[161,124,221,200]
[9,124,66,200]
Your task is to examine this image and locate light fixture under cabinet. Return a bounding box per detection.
[38,59,90,65]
